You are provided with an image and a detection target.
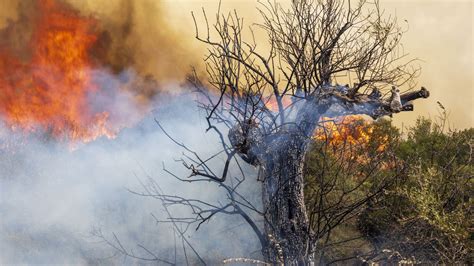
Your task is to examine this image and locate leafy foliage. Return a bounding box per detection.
[305,115,473,264]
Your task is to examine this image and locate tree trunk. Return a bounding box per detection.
[261,132,313,265]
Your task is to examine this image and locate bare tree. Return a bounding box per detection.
[150,0,430,264]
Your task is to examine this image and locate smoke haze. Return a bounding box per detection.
[0,92,261,264]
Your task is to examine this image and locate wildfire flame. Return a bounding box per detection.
[315,115,389,154]
[315,115,373,147]
[0,0,116,146]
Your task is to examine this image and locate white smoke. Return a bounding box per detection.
[0,74,261,264]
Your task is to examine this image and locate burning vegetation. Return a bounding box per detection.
[315,115,388,152]
[0,0,117,144]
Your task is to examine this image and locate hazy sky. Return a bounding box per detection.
[163,0,473,129]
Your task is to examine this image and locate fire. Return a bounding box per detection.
[0,0,115,145]
[315,115,386,151]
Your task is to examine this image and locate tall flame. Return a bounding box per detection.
[0,0,115,145]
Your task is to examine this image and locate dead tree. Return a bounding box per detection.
[154,0,430,264]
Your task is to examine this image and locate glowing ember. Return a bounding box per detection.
[0,0,115,145]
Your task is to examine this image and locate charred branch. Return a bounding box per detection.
[329,86,430,119]
[401,86,430,104]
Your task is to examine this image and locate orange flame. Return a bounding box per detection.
[316,115,372,146]
[315,115,386,152]
[0,0,116,145]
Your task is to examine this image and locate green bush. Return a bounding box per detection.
[305,115,473,264]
